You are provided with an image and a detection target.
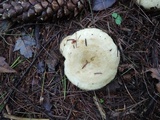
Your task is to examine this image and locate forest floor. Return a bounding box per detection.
[0,0,160,120]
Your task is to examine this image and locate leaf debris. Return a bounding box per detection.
[0,57,16,73]
[14,34,36,58]
[147,66,160,93]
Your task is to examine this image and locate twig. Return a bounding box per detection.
[93,96,107,120]
[3,113,49,120]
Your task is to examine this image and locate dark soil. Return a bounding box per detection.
[0,0,160,120]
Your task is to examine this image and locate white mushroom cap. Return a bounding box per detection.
[136,0,160,9]
[60,28,120,90]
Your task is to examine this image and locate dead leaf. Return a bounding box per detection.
[156,83,160,93]
[147,67,160,81]
[0,57,16,73]
[92,0,116,11]
[14,34,36,58]
[147,67,160,93]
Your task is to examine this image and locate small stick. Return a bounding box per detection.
[82,60,89,69]
[85,39,87,46]
[3,113,49,120]
[94,72,102,75]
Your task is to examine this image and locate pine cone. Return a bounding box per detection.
[0,0,87,22]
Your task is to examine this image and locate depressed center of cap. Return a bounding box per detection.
[60,28,120,90]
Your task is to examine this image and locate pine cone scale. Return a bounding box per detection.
[3,3,11,10]
[41,1,49,8]
[51,1,59,11]
[46,7,53,15]
[34,3,43,13]
[14,4,23,14]
[21,2,30,11]
[29,0,37,5]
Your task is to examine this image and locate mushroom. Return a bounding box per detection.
[136,0,160,9]
[60,28,120,90]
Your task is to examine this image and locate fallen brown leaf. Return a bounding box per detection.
[0,57,16,73]
[156,83,160,93]
[147,67,160,81]
[147,66,160,93]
